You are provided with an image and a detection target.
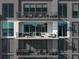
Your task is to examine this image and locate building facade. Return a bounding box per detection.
[0,0,79,59]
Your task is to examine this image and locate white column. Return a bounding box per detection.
[47,22,52,33]
[14,21,19,38]
[67,21,70,38]
[52,21,58,36]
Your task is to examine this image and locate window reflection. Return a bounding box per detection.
[24,23,47,36]
[58,21,67,36]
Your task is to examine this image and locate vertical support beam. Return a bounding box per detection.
[14,39,18,59]
[52,21,58,36]
[47,22,52,33]
[14,21,19,38]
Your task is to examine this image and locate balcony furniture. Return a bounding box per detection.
[72,46,77,51]
[17,49,59,56]
[19,33,24,37]
[17,49,30,55]
[40,49,47,55]
[44,49,49,54]
[49,49,58,55]
[38,14,42,17]
[33,49,49,55]
[46,15,49,18]
[28,50,34,55]
[22,14,26,18]
[42,49,47,55]
[36,50,40,55]
[36,32,41,36]
[41,33,46,37]
[48,34,56,38]
[29,14,32,17]
[23,32,30,37]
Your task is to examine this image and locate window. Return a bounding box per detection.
[23,3,47,16]
[58,55,67,59]
[2,3,14,18]
[2,55,14,59]
[42,4,47,12]
[1,22,8,36]
[2,39,10,53]
[8,22,14,36]
[72,39,79,53]
[2,55,10,59]
[18,40,47,50]
[72,22,79,36]
[24,4,30,14]
[72,55,79,59]
[30,4,35,13]
[58,39,68,51]
[72,4,79,18]
[58,4,67,17]
[2,29,7,36]
[58,21,68,36]
[1,22,14,36]
[24,23,47,36]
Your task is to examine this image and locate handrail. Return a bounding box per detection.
[16,32,57,38]
[16,49,59,55]
[16,12,58,18]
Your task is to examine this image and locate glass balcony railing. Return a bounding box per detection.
[16,12,58,18]
[16,32,57,38]
[16,49,59,56]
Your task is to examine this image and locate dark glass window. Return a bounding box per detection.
[8,22,14,36]
[30,4,35,13]
[2,3,14,18]
[58,21,67,36]
[58,4,67,17]
[72,39,79,53]
[72,3,79,18]
[1,22,8,36]
[8,29,14,36]
[63,22,67,36]
[23,4,47,16]
[42,8,47,12]
[24,25,29,32]
[2,4,7,17]
[30,25,35,32]
[72,22,79,36]
[23,4,29,14]
[58,22,62,36]
[63,4,67,17]
[24,23,47,36]
[42,4,47,13]
[58,55,67,59]
[1,22,14,36]
[2,29,7,36]
[36,24,42,32]
[72,55,79,59]
[58,4,62,17]
[9,4,14,17]
[36,4,42,13]
[2,39,10,53]
[58,39,68,52]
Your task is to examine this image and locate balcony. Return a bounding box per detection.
[16,12,61,20]
[16,32,58,39]
[16,49,59,57]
